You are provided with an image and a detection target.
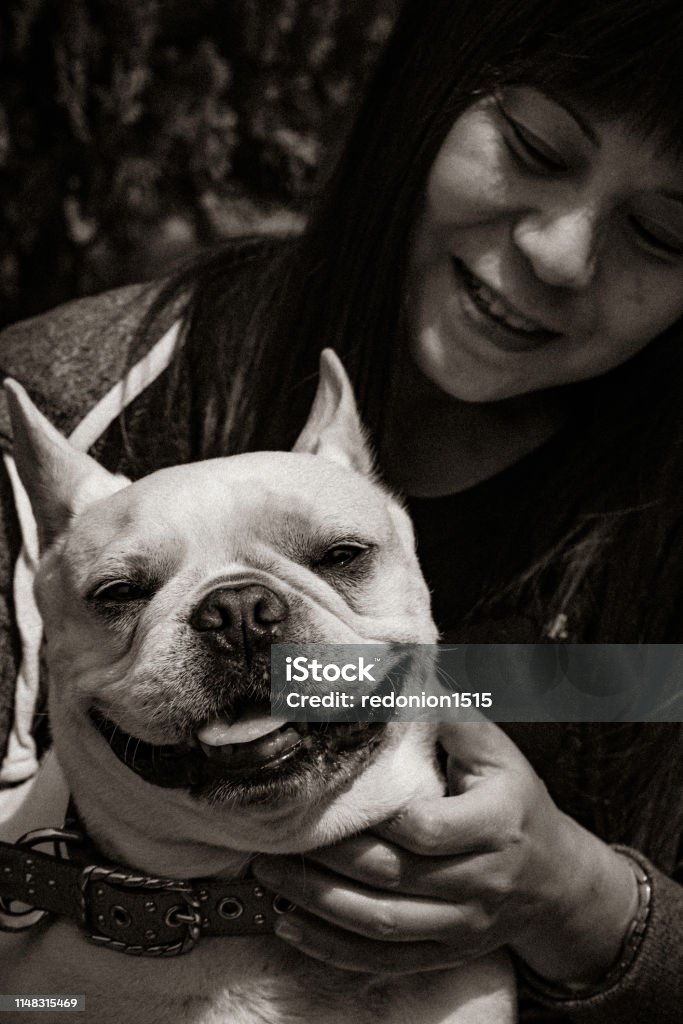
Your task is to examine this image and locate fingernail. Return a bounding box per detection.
[275,919,303,944]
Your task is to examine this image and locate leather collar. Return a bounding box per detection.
[0,825,290,956]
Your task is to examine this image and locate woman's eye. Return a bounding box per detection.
[629,215,683,259]
[497,104,568,174]
[92,581,150,603]
[316,544,368,570]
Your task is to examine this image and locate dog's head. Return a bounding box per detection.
[6,351,441,872]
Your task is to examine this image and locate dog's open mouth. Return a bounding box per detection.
[89,707,384,802]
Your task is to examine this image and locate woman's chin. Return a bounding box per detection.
[410,330,534,404]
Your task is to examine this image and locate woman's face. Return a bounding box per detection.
[409,87,683,402]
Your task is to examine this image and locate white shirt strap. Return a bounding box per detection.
[0,319,181,785]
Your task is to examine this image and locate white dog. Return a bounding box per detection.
[0,351,515,1024]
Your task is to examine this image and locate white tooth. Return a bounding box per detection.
[468,273,545,332]
[481,291,540,331]
[506,313,536,331]
[487,299,508,318]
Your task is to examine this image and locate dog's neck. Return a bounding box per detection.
[55,712,256,880]
[71,777,256,881]
[67,794,253,882]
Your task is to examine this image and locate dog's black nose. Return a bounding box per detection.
[190,585,288,649]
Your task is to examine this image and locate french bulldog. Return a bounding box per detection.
[0,350,515,1023]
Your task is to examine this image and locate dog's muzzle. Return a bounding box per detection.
[90,582,385,801]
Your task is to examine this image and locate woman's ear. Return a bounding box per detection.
[292,348,376,478]
[4,379,129,551]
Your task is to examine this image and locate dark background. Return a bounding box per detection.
[0,0,399,327]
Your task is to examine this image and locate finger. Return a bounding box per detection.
[436,720,523,772]
[252,855,468,943]
[373,787,505,855]
[273,909,466,975]
[307,834,491,901]
[307,834,416,891]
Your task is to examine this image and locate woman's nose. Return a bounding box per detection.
[512,206,598,290]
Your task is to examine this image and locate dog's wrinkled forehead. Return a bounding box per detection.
[67,450,405,566]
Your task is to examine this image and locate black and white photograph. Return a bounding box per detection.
[0,2,681,1021]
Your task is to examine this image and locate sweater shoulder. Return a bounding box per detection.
[0,281,183,442]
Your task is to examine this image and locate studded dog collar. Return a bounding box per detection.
[0,825,293,956]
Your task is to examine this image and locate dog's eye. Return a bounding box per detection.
[316,544,368,569]
[91,581,149,603]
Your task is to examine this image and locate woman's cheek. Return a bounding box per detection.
[603,264,683,353]
[426,112,513,225]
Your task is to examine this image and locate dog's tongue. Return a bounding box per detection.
[196,709,298,769]
[197,709,287,746]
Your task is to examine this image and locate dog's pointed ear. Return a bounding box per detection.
[292,349,375,477]
[4,379,129,550]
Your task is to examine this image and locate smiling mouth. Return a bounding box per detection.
[452,257,561,350]
[89,707,384,803]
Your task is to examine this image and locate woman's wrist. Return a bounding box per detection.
[510,816,640,984]
[516,847,653,1001]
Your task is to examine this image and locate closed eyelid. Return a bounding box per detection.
[496,87,597,150]
[630,207,683,255]
[550,97,597,147]
[497,104,552,148]
[634,194,683,226]
[495,101,572,171]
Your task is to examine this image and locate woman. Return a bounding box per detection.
[0,0,681,1020]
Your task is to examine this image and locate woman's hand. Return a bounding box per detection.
[253,721,638,980]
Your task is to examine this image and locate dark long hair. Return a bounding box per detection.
[134,0,683,862]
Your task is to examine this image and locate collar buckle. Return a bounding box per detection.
[79,864,202,956]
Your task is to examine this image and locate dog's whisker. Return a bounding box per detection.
[107,723,121,752]
[386,669,401,694]
[433,661,458,689]
[124,732,134,763]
